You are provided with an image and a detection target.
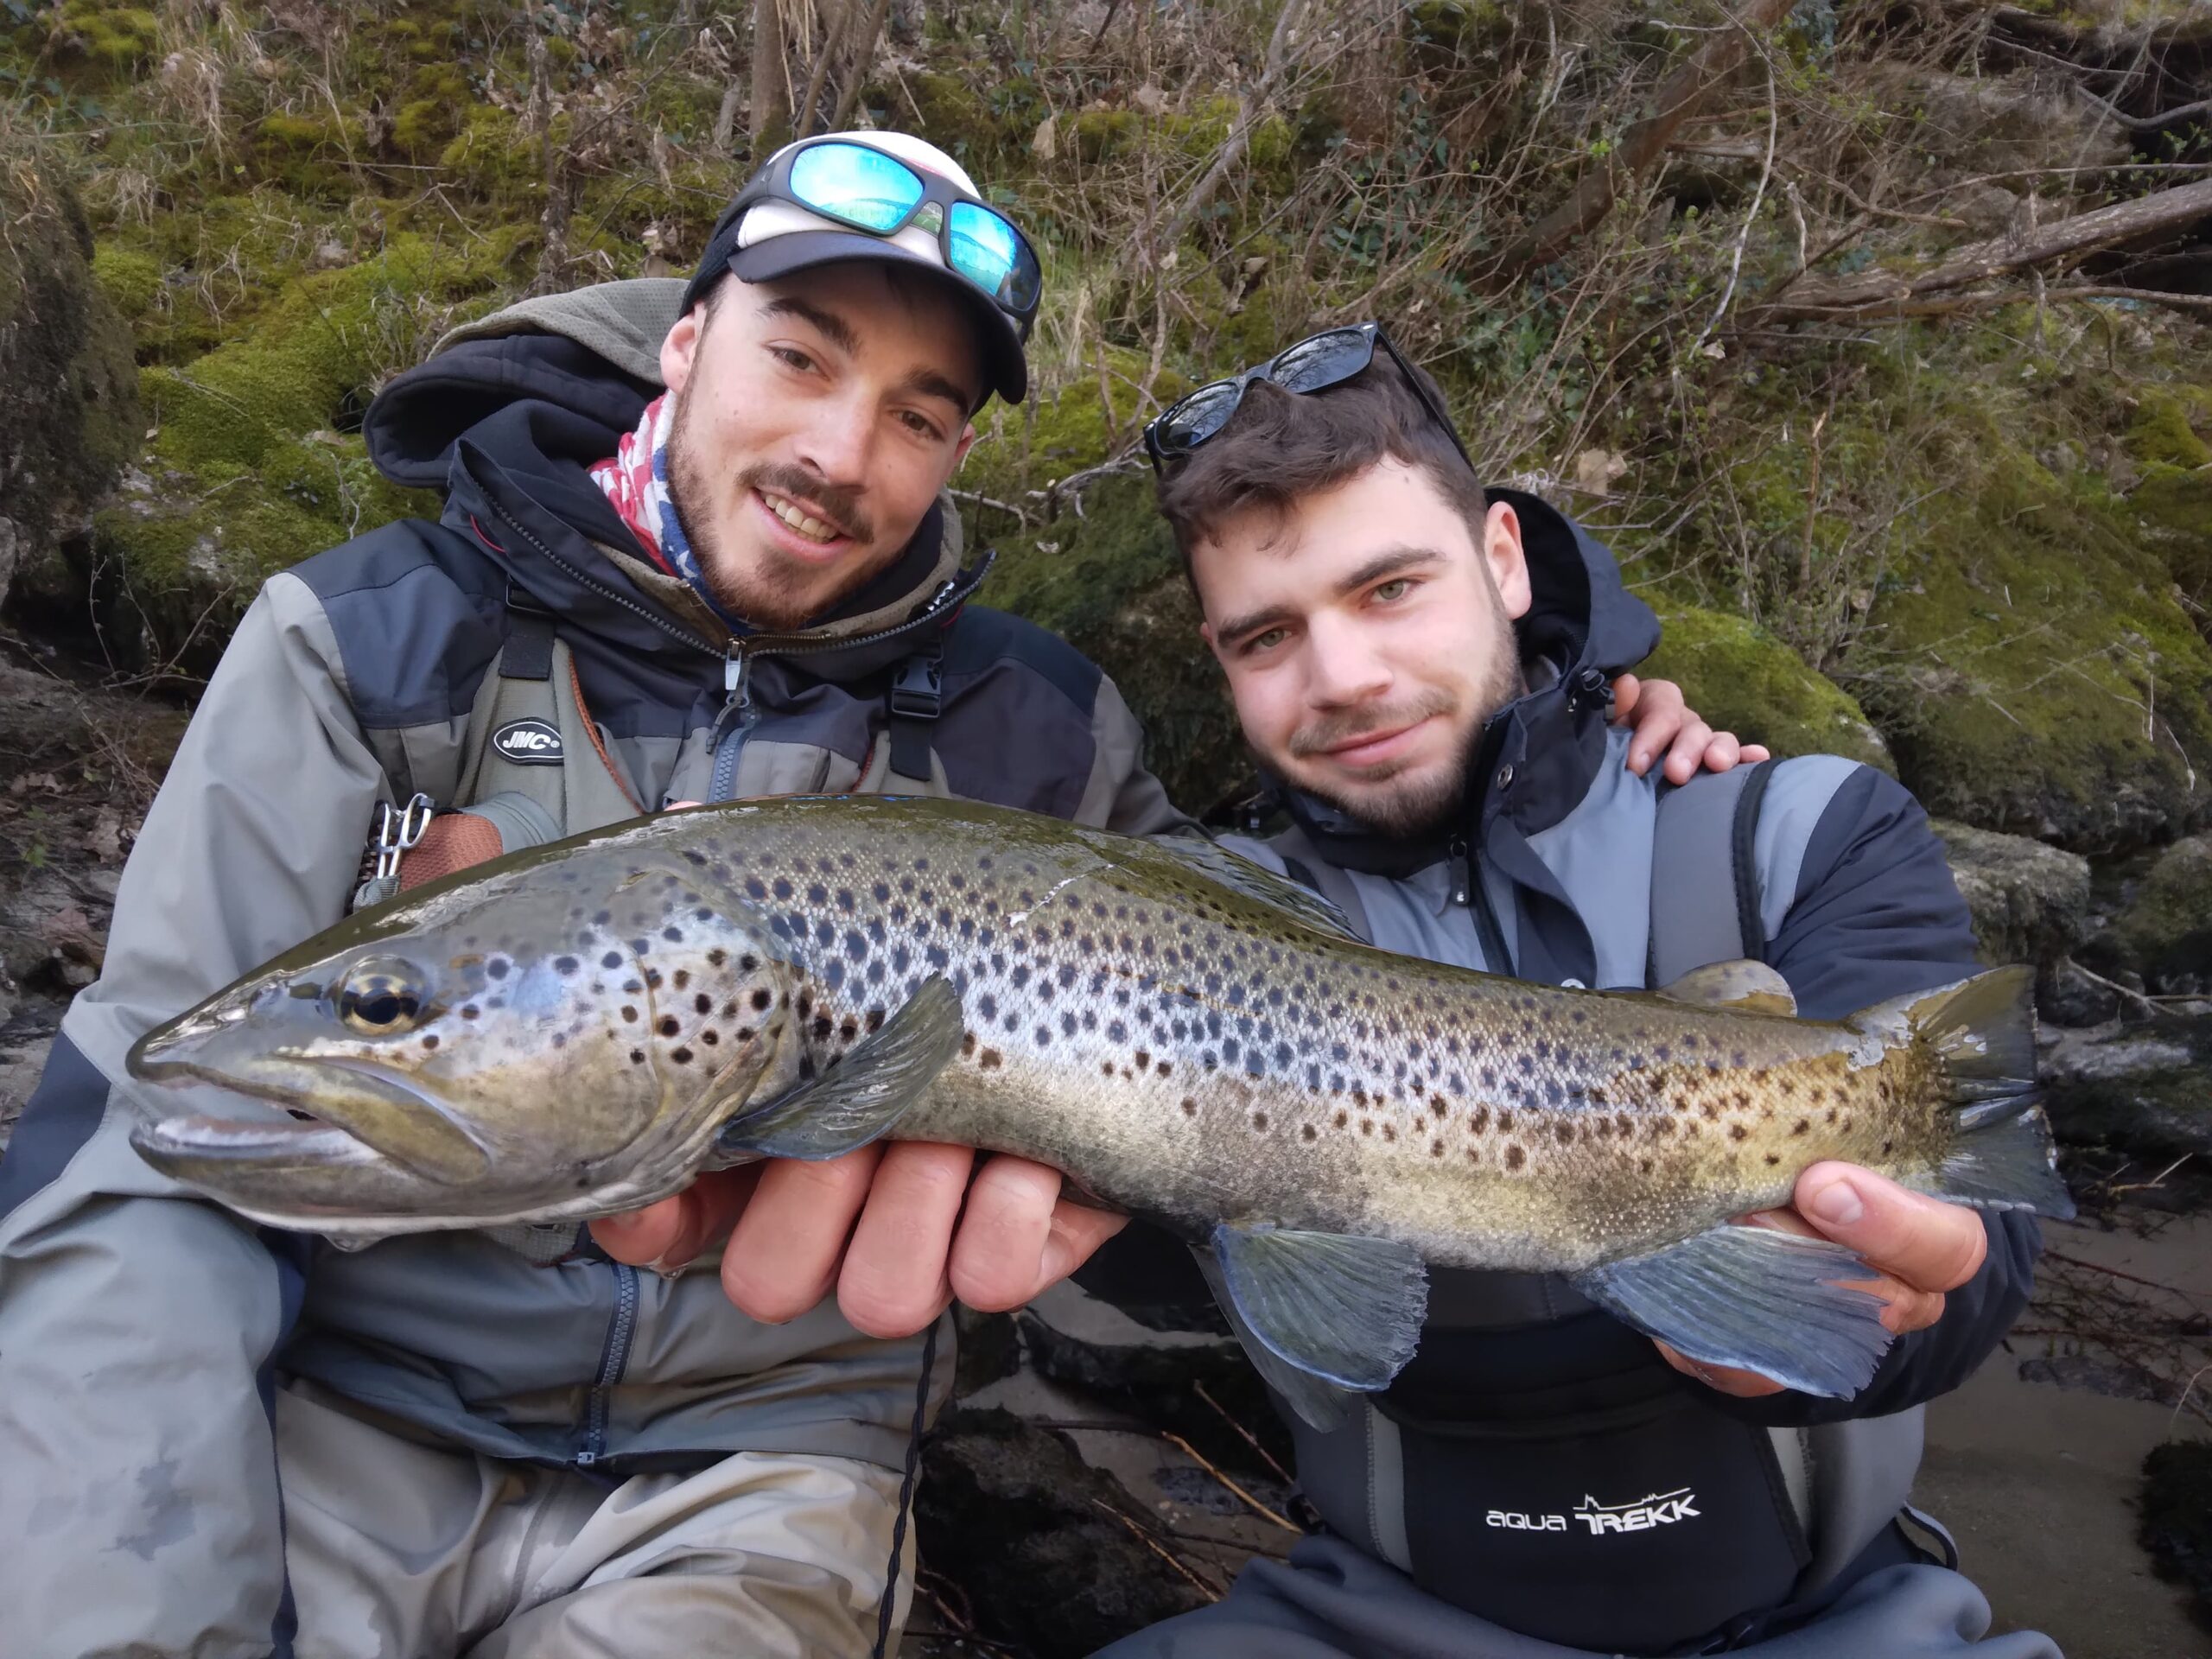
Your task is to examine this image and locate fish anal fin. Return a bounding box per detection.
[1656,960,1797,1018]
[1573,1224,1892,1400]
[714,976,963,1161]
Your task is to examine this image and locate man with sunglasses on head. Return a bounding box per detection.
[1091,327,2057,1659]
[0,134,1749,1659]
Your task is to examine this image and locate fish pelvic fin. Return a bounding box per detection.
[1853,966,2074,1220]
[1575,1224,1893,1400]
[1197,1224,1427,1431]
[714,976,963,1161]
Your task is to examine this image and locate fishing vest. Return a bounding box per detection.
[1268,763,1953,1655]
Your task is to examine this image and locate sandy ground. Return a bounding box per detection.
[1919,1213,2212,1659]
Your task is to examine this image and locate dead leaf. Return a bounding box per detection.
[8,772,60,797]
[1033,113,1058,162]
[87,812,124,863]
[1132,83,1168,116]
[1573,448,1628,498]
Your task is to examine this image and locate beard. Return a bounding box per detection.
[1286,602,1525,840]
[664,379,881,632]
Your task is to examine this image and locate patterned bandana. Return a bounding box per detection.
[589,394,751,633]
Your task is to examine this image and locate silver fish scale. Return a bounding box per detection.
[661,798,1923,1273]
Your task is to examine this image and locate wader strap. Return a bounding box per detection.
[887,636,945,784]
[1646,759,1776,985]
[502,588,556,681]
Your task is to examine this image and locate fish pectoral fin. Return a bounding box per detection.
[1654,960,1797,1018]
[1209,1223,1427,1408]
[1573,1224,1892,1400]
[714,976,964,1161]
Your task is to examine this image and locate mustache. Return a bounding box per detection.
[1287,689,1457,759]
[740,463,873,545]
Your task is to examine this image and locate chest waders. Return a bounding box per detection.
[1275,764,1943,1652]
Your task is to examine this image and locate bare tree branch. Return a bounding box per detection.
[1496,0,1800,272]
[796,0,853,140]
[1760,177,2212,320]
[1151,0,1311,264]
[828,0,894,132]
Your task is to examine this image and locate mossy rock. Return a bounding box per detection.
[2043,1016,2212,1165]
[1862,454,2212,852]
[1641,603,1892,771]
[2082,834,2212,995]
[47,2,159,76]
[95,232,516,670]
[988,475,1245,817]
[1929,819,2089,966]
[0,147,141,619]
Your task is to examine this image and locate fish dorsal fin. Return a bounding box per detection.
[713,976,964,1161]
[1207,1222,1427,1423]
[1656,960,1797,1018]
[1140,835,1361,941]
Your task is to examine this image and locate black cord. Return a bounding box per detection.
[871,1315,941,1659]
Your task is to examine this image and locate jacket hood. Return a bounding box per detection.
[361,278,969,663]
[1274,486,1660,872]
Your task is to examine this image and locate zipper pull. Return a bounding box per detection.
[711,644,759,745]
[1448,835,1470,906]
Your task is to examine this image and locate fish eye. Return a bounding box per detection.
[339,959,428,1035]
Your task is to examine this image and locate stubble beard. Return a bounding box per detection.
[1288,605,1525,841]
[664,378,883,632]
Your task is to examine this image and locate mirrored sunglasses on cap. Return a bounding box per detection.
[1144,321,1474,474]
[727,137,1044,325]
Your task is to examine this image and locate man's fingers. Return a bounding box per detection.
[1661,719,1716,784]
[1623,681,1686,775]
[1610,673,1643,722]
[1654,1340,1787,1397]
[721,1146,881,1325]
[947,1154,1068,1312]
[1795,1162,1988,1294]
[838,1141,976,1338]
[592,1166,760,1270]
[1039,1197,1130,1289]
[1740,744,1772,764]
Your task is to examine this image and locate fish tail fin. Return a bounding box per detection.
[1853,966,2073,1220]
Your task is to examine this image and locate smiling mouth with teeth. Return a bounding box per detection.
[760,490,846,544]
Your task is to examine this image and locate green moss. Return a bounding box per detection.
[51,2,159,73]
[438,105,538,200]
[90,243,161,322]
[988,476,1244,814]
[1642,603,1893,771]
[2126,389,2212,472]
[2087,835,2212,992]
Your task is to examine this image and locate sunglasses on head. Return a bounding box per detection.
[1143,321,1474,475]
[727,137,1044,327]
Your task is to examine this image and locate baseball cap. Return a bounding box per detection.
[682,131,1034,406]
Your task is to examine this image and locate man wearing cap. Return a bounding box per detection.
[0,132,1740,1659]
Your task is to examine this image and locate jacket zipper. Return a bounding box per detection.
[1449,832,1515,975]
[575,1261,640,1469]
[709,642,758,800]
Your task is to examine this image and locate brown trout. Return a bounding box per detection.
[128,795,2068,1420]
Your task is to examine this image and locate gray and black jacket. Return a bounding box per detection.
[0,280,1183,1658]
[1208,492,2042,1655]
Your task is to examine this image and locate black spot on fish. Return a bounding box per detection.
[631,1048,646,1065]
[980,1048,1003,1070]
[1505,1143,1525,1171]
[671,1047,692,1065]
[461,1005,479,1020]
[487,959,510,980]
[751,988,772,1012]
[422,1034,439,1051]
[1729,1123,1750,1141]
[1251,1111,1269,1133]
[661,928,683,946]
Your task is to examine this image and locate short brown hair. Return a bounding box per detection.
[1154,352,1484,563]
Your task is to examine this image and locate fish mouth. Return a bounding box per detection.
[130,1047,491,1184]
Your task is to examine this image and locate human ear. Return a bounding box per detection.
[1484,502,1533,621]
[951,422,979,469]
[660,308,703,396]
